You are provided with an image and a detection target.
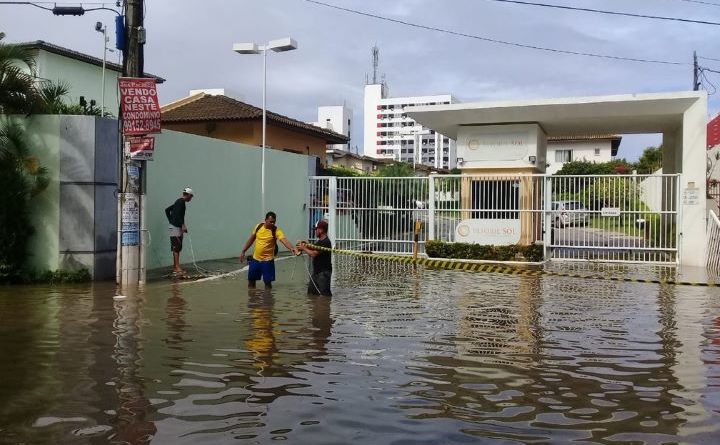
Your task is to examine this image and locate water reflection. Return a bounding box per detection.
[1,258,719,443]
[245,289,277,373]
[164,283,189,349]
[111,287,157,444]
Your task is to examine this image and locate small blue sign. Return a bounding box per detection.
[121,222,139,232]
[121,231,139,246]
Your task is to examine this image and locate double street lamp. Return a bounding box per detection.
[232,37,298,217]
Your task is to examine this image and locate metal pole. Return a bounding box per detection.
[101,26,107,115]
[261,46,267,217]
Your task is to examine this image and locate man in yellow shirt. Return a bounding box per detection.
[239,211,298,288]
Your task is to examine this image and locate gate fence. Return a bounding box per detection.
[707,210,720,275]
[309,173,680,264]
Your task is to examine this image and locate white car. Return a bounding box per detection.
[551,200,587,227]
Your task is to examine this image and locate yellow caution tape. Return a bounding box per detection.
[304,244,718,288]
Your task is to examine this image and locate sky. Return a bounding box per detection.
[2,0,720,161]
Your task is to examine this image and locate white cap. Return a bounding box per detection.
[183,187,194,196]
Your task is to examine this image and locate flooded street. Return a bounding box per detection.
[2,257,720,444]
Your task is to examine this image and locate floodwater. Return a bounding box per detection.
[1,257,720,444]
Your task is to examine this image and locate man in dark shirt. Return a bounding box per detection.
[165,187,194,274]
[297,219,332,296]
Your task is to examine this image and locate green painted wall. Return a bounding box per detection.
[146,130,310,270]
[21,116,62,272]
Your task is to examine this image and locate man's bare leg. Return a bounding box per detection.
[173,251,182,273]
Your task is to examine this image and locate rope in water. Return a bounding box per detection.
[305,244,719,288]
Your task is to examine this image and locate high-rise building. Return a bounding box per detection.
[363,84,456,169]
[311,105,353,152]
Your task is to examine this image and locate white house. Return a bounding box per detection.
[546,135,621,174]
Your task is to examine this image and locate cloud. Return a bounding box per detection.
[1,0,718,159]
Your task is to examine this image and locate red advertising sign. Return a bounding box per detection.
[119,77,161,135]
[127,136,155,160]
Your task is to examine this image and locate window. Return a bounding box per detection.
[594,148,600,156]
[555,150,572,162]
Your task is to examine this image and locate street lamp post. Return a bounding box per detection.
[95,21,109,115]
[233,37,297,217]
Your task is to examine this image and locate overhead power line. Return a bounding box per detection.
[700,55,720,63]
[303,0,688,66]
[675,0,720,7]
[484,0,720,26]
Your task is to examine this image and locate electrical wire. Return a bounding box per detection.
[700,68,718,94]
[673,0,720,6]
[484,0,720,26]
[303,0,689,66]
[700,56,720,63]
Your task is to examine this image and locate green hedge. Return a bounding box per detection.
[425,241,544,262]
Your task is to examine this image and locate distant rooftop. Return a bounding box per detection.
[162,93,349,144]
[548,134,622,156]
[16,40,165,83]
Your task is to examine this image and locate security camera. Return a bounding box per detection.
[95,21,103,32]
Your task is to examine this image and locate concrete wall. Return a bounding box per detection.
[161,120,328,164]
[19,116,317,276]
[146,130,311,270]
[23,115,119,279]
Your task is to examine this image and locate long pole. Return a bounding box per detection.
[693,50,700,91]
[101,26,107,115]
[118,0,144,286]
[261,46,267,217]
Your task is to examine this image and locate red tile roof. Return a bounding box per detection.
[161,94,348,144]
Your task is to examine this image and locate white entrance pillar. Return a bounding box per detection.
[679,96,707,267]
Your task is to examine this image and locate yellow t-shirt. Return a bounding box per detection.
[252,224,285,261]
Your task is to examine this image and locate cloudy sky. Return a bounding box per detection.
[2,0,719,160]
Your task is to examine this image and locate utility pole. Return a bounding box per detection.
[118,0,146,286]
[123,0,144,78]
[694,50,701,91]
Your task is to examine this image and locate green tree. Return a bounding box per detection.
[321,165,367,177]
[635,146,663,174]
[0,121,49,281]
[377,161,416,177]
[0,32,38,114]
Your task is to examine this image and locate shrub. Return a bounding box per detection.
[37,269,92,284]
[426,241,543,262]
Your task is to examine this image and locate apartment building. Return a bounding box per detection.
[311,105,353,152]
[363,84,456,169]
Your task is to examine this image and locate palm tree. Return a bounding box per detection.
[0,33,51,281]
[0,32,39,114]
[0,120,49,281]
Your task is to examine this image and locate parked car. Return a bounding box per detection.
[551,200,587,227]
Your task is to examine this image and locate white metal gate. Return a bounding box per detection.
[308,173,680,264]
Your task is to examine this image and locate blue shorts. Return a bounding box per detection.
[248,259,275,283]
